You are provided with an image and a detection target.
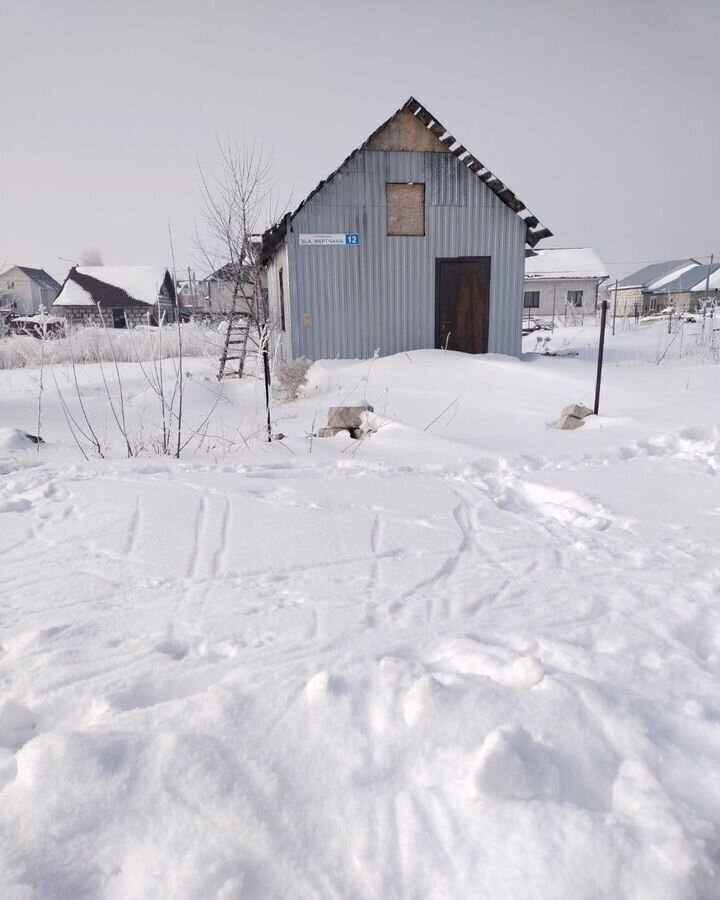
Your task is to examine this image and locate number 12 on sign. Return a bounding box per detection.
[345,233,359,245]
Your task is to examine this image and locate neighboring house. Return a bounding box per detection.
[53,266,178,326]
[524,248,608,319]
[645,262,720,314]
[201,263,263,316]
[0,266,61,314]
[178,260,266,317]
[262,96,551,362]
[690,266,720,307]
[612,259,699,316]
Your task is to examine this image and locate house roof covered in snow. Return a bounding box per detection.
[651,263,720,294]
[617,259,699,290]
[208,262,255,284]
[690,266,720,292]
[53,266,176,309]
[262,96,552,263]
[525,248,607,281]
[1,266,61,292]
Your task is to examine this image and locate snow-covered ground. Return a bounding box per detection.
[1,320,719,899]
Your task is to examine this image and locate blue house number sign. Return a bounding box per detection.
[299,233,360,246]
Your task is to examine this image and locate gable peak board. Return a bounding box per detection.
[365,109,450,153]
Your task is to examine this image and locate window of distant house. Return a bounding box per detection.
[386,183,425,236]
[112,309,127,329]
[567,290,583,307]
[279,267,286,331]
[524,291,540,309]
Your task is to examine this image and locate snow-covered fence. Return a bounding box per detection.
[0,322,223,370]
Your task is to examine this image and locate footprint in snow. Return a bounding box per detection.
[473,724,559,802]
[0,699,41,751]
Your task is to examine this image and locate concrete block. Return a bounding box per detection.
[555,413,585,430]
[327,403,374,429]
[561,403,593,420]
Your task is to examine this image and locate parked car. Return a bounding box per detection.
[7,315,65,338]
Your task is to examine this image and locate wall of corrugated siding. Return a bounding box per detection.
[284,150,526,360]
[266,241,290,362]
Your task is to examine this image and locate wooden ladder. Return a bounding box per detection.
[217,303,249,380]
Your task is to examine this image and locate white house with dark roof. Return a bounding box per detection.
[262,96,552,362]
[524,248,608,319]
[0,266,61,314]
[53,266,178,327]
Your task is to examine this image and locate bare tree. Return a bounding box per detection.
[197,137,286,441]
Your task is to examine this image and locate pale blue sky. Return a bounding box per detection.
[1,0,718,283]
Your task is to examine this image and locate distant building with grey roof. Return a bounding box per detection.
[645,262,720,314]
[612,259,701,316]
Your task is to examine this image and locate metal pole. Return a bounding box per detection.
[594,300,608,415]
[551,285,556,333]
[262,331,272,442]
[612,279,618,335]
[703,253,714,310]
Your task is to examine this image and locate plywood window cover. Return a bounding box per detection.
[386,183,425,236]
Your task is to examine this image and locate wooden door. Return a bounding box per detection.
[435,258,490,353]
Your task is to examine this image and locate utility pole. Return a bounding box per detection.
[594,300,608,415]
[703,253,714,308]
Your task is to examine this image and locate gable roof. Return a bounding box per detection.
[525,248,607,281]
[652,262,720,294]
[617,259,699,290]
[0,266,62,292]
[691,266,720,292]
[263,96,552,262]
[53,266,176,309]
[208,262,254,284]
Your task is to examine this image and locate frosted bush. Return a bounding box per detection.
[274,357,312,401]
[0,322,223,370]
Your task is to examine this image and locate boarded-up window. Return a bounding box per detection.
[386,183,425,236]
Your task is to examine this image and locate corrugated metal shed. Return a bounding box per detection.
[285,151,525,359]
[265,97,550,362]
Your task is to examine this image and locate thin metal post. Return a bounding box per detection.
[262,334,272,442]
[551,285,556,333]
[594,300,608,415]
[703,253,714,310]
[612,279,618,335]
